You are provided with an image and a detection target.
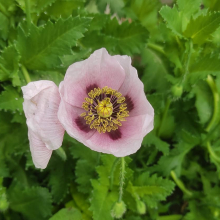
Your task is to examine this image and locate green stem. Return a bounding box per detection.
[118,157,125,203]
[96,152,101,166]
[157,98,171,137]
[21,65,31,83]
[207,142,220,163]
[170,170,192,197]
[110,158,120,190]
[147,43,166,55]
[0,3,10,18]
[182,39,193,83]
[205,75,219,132]
[24,0,31,28]
[202,122,220,144]
[55,147,67,161]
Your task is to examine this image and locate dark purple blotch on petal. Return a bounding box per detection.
[86,84,98,94]
[125,95,134,112]
[75,117,91,133]
[108,129,122,140]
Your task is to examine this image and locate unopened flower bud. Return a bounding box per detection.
[136,200,146,215]
[111,201,126,219]
[171,85,183,98]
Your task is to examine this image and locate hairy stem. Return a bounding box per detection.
[21,65,31,83]
[118,157,125,203]
[24,0,31,28]
[205,75,219,132]
[157,98,171,137]
[170,170,192,197]
[110,158,120,190]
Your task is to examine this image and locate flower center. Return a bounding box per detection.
[97,98,113,118]
[81,86,129,133]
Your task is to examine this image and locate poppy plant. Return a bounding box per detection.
[58,48,154,157]
[22,81,65,169]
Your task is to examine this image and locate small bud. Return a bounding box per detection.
[136,200,146,215]
[111,201,126,219]
[171,85,183,98]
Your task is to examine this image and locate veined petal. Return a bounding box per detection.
[61,48,126,108]
[28,129,52,169]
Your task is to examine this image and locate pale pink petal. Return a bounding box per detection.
[22,80,65,151]
[85,114,151,157]
[58,99,96,144]
[28,129,52,169]
[61,48,126,108]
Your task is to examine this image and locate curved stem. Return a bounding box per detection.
[110,158,120,190]
[118,157,125,203]
[55,147,67,161]
[21,65,31,83]
[147,43,165,55]
[24,0,31,28]
[207,142,220,163]
[205,75,219,132]
[170,170,192,197]
[157,98,171,137]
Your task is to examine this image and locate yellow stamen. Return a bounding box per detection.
[81,86,129,133]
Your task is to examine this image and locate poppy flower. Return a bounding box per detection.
[22,81,65,169]
[58,48,154,157]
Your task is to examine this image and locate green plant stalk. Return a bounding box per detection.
[21,65,31,83]
[118,157,125,203]
[96,152,101,166]
[110,158,120,190]
[55,147,67,161]
[147,43,166,55]
[170,170,192,197]
[205,75,219,132]
[157,98,171,137]
[24,0,31,28]
[207,142,220,163]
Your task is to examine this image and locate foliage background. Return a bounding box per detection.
[1,0,220,219]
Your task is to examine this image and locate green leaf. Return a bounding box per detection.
[16,16,90,70]
[82,17,149,55]
[0,86,23,112]
[188,53,220,85]
[46,0,85,18]
[184,12,220,44]
[160,5,183,37]
[9,187,52,220]
[142,132,170,155]
[0,12,9,40]
[49,208,82,220]
[127,172,175,209]
[193,81,213,124]
[16,0,57,14]
[0,45,20,86]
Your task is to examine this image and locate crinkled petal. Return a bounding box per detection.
[22,80,65,150]
[85,114,151,157]
[58,99,96,144]
[28,129,52,169]
[61,48,126,108]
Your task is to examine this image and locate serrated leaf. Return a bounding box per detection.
[0,45,20,86]
[0,86,23,112]
[160,5,183,37]
[46,0,85,18]
[127,172,175,209]
[184,12,220,44]
[16,0,57,14]
[188,54,220,85]
[49,208,82,220]
[142,132,170,155]
[82,17,149,55]
[16,16,90,70]
[9,187,52,220]
[90,179,118,220]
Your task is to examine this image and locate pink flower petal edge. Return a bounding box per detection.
[58,48,154,157]
[22,80,65,169]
